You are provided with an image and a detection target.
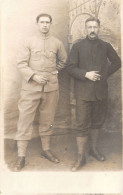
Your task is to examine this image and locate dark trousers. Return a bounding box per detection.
[75,97,107,137]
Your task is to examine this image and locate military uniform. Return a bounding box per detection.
[67,36,121,136]
[67,36,121,171]
[15,33,67,140]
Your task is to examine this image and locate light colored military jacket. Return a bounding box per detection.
[17,33,67,92]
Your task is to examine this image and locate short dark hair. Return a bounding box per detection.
[85,17,100,26]
[36,13,52,23]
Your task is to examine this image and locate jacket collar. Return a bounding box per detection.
[86,36,99,43]
[37,32,51,40]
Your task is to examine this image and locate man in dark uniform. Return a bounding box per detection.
[67,17,121,171]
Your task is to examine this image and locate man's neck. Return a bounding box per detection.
[87,35,98,41]
[37,32,50,39]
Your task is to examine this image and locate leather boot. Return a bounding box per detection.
[13,140,28,171]
[41,136,60,163]
[13,157,25,171]
[71,153,86,172]
[90,129,105,161]
[90,149,105,161]
[71,136,87,171]
[41,150,60,164]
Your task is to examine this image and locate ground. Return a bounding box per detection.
[4,131,122,172]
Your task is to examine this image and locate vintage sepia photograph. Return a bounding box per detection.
[1,0,122,173]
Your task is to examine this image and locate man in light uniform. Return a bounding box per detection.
[14,13,67,171]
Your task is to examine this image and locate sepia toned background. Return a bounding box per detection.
[2,0,121,138]
[2,0,122,171]
[2,0,69,138]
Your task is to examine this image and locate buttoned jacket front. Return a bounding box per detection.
[17,34,67,92]
[67,37,121,100]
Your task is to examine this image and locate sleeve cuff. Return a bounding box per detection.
[26,72,35,82]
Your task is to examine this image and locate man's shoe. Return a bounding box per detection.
[13,157,25,171]
[71,154,86,172]
[90,149,105,161]
[41,150,60,164]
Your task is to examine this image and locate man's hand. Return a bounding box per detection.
[32,74,48,85]
[85,71,101,81]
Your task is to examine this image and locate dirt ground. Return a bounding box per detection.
[4,131,122,172]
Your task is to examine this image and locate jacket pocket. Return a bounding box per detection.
[31,50,41,61]
[49,74,58,84]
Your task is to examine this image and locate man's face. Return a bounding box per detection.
[85,21,100,40]
[37,16,51,34]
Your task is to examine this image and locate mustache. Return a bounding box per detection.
[90,32,96,35]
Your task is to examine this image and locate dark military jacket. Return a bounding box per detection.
[67,36,121,100]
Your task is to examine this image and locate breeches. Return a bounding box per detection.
[15,89,59,140]
[75,97,107,137]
